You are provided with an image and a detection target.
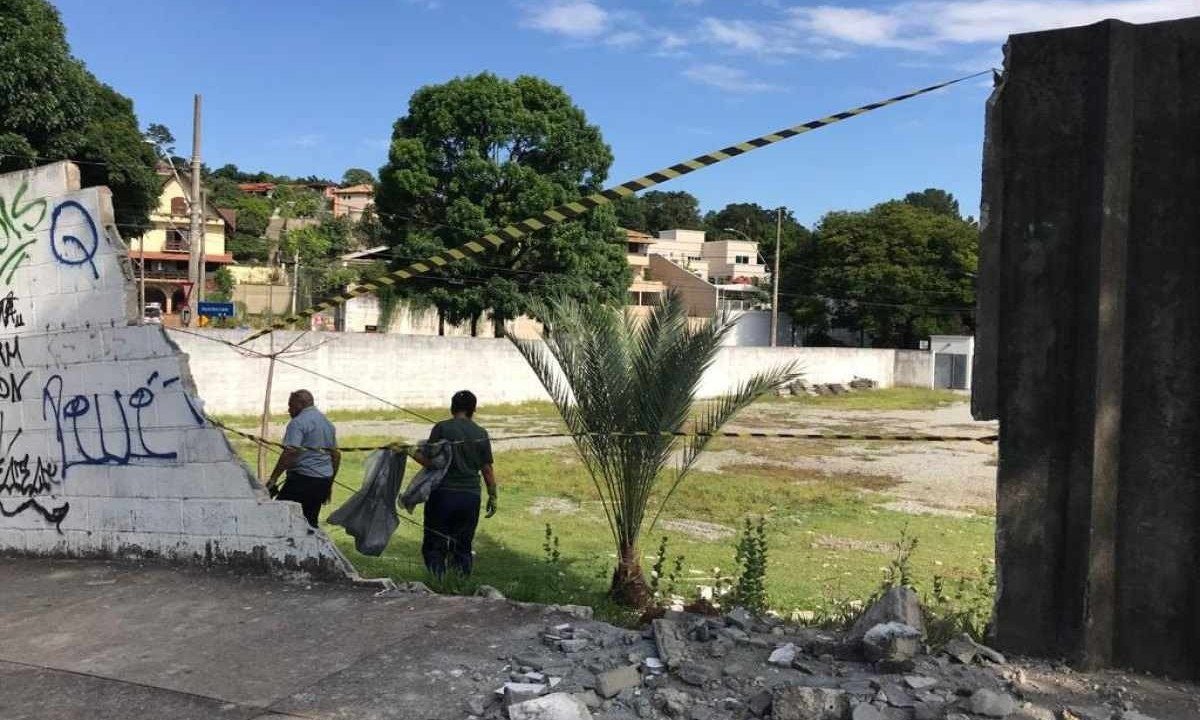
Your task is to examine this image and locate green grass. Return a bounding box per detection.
[789,387,967,412]
[231,431,993,623]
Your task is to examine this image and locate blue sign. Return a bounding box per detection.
[197,301,235,318]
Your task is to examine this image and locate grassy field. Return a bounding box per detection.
[230,392,994,624]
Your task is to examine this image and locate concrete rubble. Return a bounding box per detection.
[457,592,1174,720]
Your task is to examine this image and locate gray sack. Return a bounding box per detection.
[327,448,407,556]
[399,440,451,513]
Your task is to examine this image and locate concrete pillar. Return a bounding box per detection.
[974,17,1200,677]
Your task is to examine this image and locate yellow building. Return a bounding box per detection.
[128,166,234,320]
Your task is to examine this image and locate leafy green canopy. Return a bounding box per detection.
[0,0,159,234]
[614,190,704,235]
[511,293,797,604]
[376,73,630,331]
[782,199,978,347]
[703,202,812,270]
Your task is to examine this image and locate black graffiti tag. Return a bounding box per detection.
[48,200,99,280]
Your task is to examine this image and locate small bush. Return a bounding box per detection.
[923,560,996,645]
[731,517,769,612]
[649,536,688,604]
[543,523,562,566]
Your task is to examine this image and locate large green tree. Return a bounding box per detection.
[614,190,703,234]
[903,188,961,218]
[376,73,629,334]
[0,0,158,234]
[341,167,375,186]
[791,199,977,347]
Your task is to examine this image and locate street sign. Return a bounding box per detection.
[198,301,235,318]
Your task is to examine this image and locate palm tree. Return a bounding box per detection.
[511,293,799,606]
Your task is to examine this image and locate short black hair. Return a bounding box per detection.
[451,390,477,416]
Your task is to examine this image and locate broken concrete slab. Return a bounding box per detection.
[970,688,1018,717]
[595,665,640,699]
[507,692,593,720]
[653,619,690,670]
[849,588,925,641]
[862,623,922,664]
[772,686,851,720]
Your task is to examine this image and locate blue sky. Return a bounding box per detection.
[54,0,1196,227]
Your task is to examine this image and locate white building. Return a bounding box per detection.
[651,229,708,279]
[703,240,767,285]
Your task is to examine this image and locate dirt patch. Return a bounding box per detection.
[811,535,894,553]
[720,463,902,492]
[528,497,580,515]
[879,499,977,518]
[661,519,737,541]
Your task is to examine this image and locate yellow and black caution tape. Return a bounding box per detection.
[211,416,998,454]
[237,70,991,345]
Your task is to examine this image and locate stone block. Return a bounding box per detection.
[771,686,850,720]
[508,692,593,720]
[595,665,640,698]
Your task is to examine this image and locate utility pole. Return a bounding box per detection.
[290,247,300,315]
[138,239,145,316]
[198,190,207,305]
[187,94,203,326]
[770,208,782,347]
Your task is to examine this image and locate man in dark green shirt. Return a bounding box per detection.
[416,390,497,577]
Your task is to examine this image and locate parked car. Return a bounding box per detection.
[143,302,163,324]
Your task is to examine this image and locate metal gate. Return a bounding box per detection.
[934,353,968,389]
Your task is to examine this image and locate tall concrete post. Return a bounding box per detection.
[974,17,1200,677]
[187,94,203,325]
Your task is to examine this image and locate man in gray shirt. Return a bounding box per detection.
[268,390,340,527]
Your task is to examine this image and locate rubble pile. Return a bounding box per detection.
[459,588,1167,720]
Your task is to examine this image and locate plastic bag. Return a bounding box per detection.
[327,448,407,556]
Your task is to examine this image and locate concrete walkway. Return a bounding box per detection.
[0,558,550,719]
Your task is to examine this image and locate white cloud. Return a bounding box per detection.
[522,1,611,38]
[683,64,779,93]
[700,17,769,51]
[791,0,1199,51]
[605,30,644,47]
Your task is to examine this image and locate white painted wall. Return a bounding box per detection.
[0,163,350,578]
[172,329,932,414]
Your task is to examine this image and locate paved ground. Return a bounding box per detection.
[0,558,560,720]
[3,557,1199,720]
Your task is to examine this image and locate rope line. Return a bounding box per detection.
[236,69,992,344]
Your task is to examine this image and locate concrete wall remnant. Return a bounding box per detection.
[974,17,1200,677]
[0,163,351,578]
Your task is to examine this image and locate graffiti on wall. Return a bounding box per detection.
[42,371,202,479]
[0,310,68,529]
[0,182,105,286]
[0,181,47,284]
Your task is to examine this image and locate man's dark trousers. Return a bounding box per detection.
[278,471,333,528]
[422,487,480,577]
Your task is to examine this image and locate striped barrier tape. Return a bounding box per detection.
[237,70,991,345]
[211,417,998,454]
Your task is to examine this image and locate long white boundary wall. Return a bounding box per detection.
[175,330,933,414]
[0,163,351,578]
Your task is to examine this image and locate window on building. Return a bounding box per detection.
[735,255,750,264]
[170,197,187,215]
